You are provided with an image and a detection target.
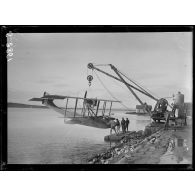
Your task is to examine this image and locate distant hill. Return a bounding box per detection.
[8,102,48,109]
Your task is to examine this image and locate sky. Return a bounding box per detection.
[8,32,192,109]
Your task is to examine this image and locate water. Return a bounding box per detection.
[8,108,150,164]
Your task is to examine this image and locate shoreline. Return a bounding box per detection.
[88,118,192,164]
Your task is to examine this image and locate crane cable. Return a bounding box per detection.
[93,63,150,106]
[118,69,160,99]
[118,69,153,97]
[117,69,175,110]
[93,64,109,67]
[94,64,140,100]
[93,63,159,99]
[94,71,131,110]
[107,70,142,105]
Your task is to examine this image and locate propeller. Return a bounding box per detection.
[82,90,88,116]
[84,90,87,98]
[42,91,47,104]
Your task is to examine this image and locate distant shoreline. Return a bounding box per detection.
[8,102,48,109]
[7,102,135,112]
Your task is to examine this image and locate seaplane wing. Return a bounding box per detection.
[29,97,50,101]
[29,95,67,101]
[61,96,120,102]
[30,95,121,102]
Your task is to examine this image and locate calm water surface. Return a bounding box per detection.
[8,108,150,164]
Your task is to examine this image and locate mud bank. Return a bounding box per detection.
[88,118,192,164]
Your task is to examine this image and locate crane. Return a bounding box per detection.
[87,63,170,122]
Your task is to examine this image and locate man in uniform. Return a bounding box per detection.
[121,118,126,134]
[125,118,130,131]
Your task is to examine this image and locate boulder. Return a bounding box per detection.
[137,130,144,137]
[144,127,152,136]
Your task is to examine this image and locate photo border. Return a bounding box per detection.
[1,25,194,171]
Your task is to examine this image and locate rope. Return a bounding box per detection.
[94,71,130,110]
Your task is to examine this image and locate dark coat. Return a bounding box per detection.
[125,119,129,126]
[121,119,126,127]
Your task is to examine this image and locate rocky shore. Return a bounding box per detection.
[88,118,192,164]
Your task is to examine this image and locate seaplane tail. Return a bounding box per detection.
[29,92,66,115]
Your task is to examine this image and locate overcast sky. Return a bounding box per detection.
[8,32,192,109]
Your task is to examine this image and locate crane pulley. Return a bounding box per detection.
[87,63,94,86]
[87,75,93,86]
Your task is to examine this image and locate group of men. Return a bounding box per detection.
[110,117,130,135]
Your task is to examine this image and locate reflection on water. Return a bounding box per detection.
[8,108,150,164]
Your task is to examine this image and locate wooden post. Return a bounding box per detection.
[109,101,112,116]
[104,102,107,115]
[102,101,106,116]
[88,108,90,117]
[64,98,69,117]
[74,98,78,118]
[96,101,100,116]
[82,104,85,117]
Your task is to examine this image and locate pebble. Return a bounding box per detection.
[149,146,156,152]
[125,154,131,159]
[124,149,129,153]
[130,147,134,152]
[101,159,105,164]
[150,137,156,144]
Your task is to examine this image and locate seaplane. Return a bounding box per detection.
[30,62,187,130]
[29,90,120,129]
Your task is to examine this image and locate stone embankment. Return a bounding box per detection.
[88,122,165,164]
[88,119,192,164]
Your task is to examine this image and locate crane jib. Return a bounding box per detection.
[110,65,144,106]
[89,64,158,101]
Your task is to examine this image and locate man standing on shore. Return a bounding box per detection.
[121,118,126,134]
[125,118,130,131]
[116,119,120,134]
